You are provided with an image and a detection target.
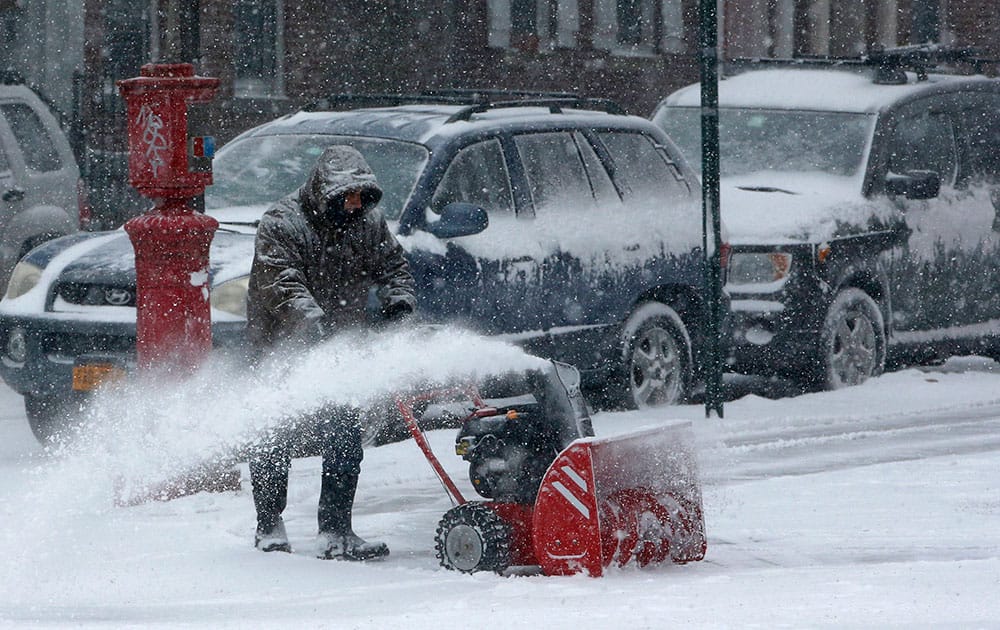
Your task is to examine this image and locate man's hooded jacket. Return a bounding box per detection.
[246,145,416,348]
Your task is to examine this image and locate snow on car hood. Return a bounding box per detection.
[721,171,900,245]
[0,230,254,321]
[207,204,272,233]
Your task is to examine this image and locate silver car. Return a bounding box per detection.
[0,82,81,294]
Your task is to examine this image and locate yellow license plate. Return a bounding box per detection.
[72,363,126,392]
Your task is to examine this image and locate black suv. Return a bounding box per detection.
[1,93,719,441]
[653,47,1000,388]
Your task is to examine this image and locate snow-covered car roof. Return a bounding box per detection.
[238,104,652,146]
[664,67,994,113]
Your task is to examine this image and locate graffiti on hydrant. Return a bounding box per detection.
[137,104,168,178]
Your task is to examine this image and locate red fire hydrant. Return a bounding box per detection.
[117,64,219,373]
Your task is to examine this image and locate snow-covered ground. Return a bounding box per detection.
[1,329,999,628]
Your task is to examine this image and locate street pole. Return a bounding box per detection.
[700,0,725,418]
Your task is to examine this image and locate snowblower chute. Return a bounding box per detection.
[397,361,706,576]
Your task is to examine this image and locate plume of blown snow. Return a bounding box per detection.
[0,327,546,594]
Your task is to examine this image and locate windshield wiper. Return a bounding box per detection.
[736,186,798,195]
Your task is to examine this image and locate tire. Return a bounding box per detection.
[815,288,886,390]
[434,502,512,573]
[23,394,77,445]
[612,301,692,409]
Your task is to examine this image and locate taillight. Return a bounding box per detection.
[727,252,793,286]
[77,179,92,230]
[719,242,731,269]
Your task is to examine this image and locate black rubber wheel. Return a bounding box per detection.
[24,394,77,445]
[434,502,512,574]
[614,301,692,409]
[815,288,886,389]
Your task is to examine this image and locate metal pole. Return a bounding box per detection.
[700,0,724,418]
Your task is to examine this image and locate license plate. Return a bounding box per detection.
[72,363,126,392]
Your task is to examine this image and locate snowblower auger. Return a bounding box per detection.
[397,361,707,576]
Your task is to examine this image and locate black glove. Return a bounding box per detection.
[381,301,414,323]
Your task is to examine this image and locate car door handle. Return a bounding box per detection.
[3,187,24,202]
[497,256,537,281]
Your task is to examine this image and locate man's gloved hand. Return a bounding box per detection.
[381,301,414,323]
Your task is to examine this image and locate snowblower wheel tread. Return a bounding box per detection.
[434,502,512,574]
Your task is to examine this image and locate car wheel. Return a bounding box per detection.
[815,288,886,390]
[614,301,693,409]
[23,394,77,444]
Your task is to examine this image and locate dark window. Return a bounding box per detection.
[956,95,1000,184]
[617,0,643,45]
[104,0,149,81]
[889,107,957,186]
[0,103,62,172]
[598,131,690,203]
[432,140,514,215]
[575,134,619,205]
[514,131,601,212]
[511,0,538,36]
[233,0,281,97]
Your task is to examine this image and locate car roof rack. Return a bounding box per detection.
[444,97,626,122]
[726,44,999,85]
[304,89,626,118]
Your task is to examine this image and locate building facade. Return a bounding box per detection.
[73,0,998,227]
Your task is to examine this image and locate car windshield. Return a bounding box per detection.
[654,107,875,178]
[205,134,429,219]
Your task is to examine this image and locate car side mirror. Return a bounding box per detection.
[885,170,940,200]
[424,202,489,238]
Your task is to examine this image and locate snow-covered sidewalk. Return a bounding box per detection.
[1,346,999,628]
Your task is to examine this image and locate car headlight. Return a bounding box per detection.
[5,326,27,363]
[5,261,43,299]
[727,252,792,286]
[210,276,249,318]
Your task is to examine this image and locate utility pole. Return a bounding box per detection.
[700,0,724,419]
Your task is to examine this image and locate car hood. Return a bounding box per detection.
[0,229,254,319]
[720,172,902,246]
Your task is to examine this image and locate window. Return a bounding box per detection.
[513,131,611,213]
[431,140,514,215]
[233,0,284,98]
[889,107,957,187]
[487,0,580,51]
[593,0,685,55]
[0,103,62,172]
[598,131,690,203]
[104,0,149,84]
[956,95,1000,185]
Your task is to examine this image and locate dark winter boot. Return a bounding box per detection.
[255,516,291,553]
[250,449,292,553]
[317,468,389,561]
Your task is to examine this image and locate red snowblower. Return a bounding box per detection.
[397,362,707,576]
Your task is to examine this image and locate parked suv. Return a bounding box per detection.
[652,47,1000,389]
[0,94,718,441]
[0,79,82,295]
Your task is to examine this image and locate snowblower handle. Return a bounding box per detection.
[395,386,484,506]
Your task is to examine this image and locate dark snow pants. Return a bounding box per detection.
[249,405,364,532]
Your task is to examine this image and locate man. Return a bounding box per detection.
[246,145,416,560]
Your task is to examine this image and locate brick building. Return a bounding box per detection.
[77,0,999,227]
